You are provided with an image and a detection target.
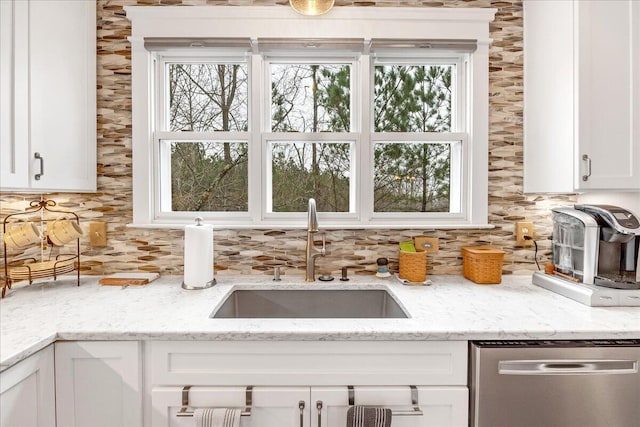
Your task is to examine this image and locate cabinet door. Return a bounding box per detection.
[151,386,310,427]
[55,341,142,427]
[0,345,55,427]
[576,0,640,190]
[0,0,29,189]
[523,0,576,193]
[311,386,468,427]
[28,0,96,192]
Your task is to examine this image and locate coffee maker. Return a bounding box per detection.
[551,204,640,290]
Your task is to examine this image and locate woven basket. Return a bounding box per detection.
[398,250,427,283]
[462,246,505,284]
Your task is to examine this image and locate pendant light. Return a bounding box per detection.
[289,0,335,16]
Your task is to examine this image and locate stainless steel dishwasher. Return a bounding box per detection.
[470,340,640,427]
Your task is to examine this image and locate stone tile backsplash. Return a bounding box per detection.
[0,0,575,278]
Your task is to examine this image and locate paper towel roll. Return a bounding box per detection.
[183,218,214,289]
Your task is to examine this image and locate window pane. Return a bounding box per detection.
[374,142,451,212]
[374,65,453,132]
[164,141,248,212]
[168,63,248,132]
[270,141,351,212]
[271,64,351,132]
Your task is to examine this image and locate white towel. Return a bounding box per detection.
[193,408,241,427]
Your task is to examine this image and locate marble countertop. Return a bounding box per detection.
[1,274,639,371]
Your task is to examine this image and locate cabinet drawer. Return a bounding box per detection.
[148,341,467,386]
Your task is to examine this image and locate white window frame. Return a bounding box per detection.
[126,6,496,228]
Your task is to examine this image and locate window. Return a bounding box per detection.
[127,6,495,227]
[372,58,464,215]
[159,59,249,213]
[266,60,356,215]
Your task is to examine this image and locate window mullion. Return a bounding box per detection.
[154,54,165,219]
[250,52,263,223]
[154,131,251,140]
[359,53,372,222]
[370,132,468,142]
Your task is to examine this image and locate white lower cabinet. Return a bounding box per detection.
[2,340,468,427]
[0,345,55,427]
[145,341,468,427]
[55,341,142,427]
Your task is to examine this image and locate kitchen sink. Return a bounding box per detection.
[210,288,409,318]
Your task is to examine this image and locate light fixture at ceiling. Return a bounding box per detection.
[289,0,335,16]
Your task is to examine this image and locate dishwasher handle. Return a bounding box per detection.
[498,359,638,375]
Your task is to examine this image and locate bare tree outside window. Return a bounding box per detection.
[168,63,248,211]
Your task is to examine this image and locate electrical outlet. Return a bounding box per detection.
[89,222,107,247]
[516,221,534,247]
[414,236,439,253]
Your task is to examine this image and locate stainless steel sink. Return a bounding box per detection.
[210,289,408,318]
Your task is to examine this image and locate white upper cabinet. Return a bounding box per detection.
[0,0,96,193]
[524,0,640,193]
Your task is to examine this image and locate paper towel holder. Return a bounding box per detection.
[181,278,216,290]
[182,217,216,290]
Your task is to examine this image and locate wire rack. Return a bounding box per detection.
[2,200,80,298]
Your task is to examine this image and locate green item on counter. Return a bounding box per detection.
[399,241,416,252]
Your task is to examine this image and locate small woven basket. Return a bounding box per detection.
[461,246,505,284]
[398,250,427,283]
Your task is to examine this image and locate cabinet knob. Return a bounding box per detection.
[582,154,591,182]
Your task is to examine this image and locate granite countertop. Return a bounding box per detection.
[1,274,639,371]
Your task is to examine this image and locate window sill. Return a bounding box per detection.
[126,222,495,230]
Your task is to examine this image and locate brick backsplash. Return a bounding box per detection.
[0,0,575,279]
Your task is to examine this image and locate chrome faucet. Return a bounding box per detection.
[305,198,326,282]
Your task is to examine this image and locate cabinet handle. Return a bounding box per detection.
[298,400,305,427]
[316,400,323,427]
[582,154,591,181]
[34,152,44,181]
